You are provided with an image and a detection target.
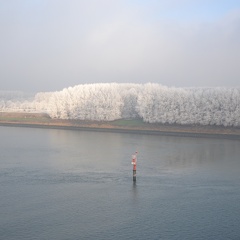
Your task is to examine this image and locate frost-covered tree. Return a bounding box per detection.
[1,83,240,127]
[120,84,140,119]
[0,91,35,112]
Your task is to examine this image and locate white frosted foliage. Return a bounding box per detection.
[0,84,240,127]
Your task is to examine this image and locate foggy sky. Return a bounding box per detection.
[1,0,240,92]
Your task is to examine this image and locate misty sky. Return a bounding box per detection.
[1,0,240,92]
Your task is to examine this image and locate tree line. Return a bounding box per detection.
[1,83,240,127]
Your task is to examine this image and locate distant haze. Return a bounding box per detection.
[0,0,240,92]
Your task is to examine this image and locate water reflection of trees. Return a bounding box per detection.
[140,135,240,171]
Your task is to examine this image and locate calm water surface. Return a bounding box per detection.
[0,126,240,240]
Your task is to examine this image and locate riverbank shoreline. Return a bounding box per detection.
[1,122,240,140]
[1,112,240,140]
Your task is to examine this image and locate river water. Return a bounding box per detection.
[0,126,240,240]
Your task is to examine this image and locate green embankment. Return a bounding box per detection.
[111,119,147,127]
[1,112,240,139]
[0,112,51,123]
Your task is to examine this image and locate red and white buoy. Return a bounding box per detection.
[131,151,137,182]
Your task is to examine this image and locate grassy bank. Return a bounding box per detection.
[0,112,240,139]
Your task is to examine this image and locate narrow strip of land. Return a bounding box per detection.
[1,112,240,139]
